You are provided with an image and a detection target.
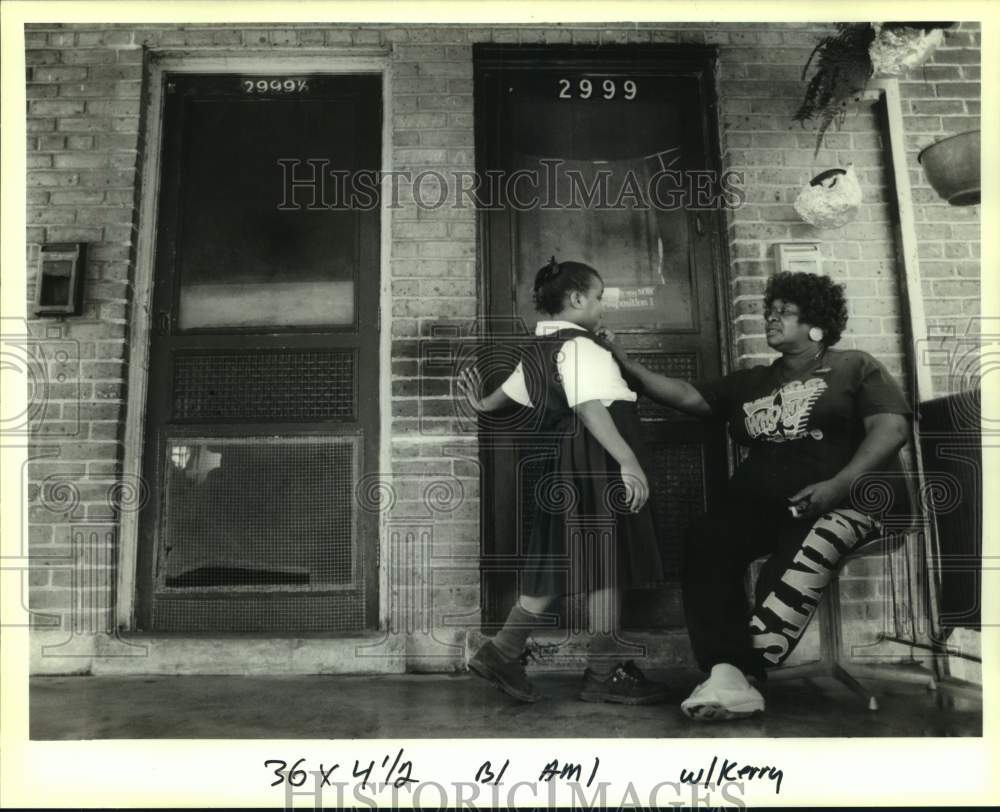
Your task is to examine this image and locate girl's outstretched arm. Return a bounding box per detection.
[458,366,514,413]
[575,400,649,512]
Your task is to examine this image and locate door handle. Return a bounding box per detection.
[694,213,705,236]
[156,311,171,334]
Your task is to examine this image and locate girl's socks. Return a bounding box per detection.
[493,604,550,661]
[586,633,621,678]
[587,586,624,677]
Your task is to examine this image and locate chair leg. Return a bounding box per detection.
[824,575,883,709]
[832,663,879,711]
[769,574,883,710]
[761,540,938,712]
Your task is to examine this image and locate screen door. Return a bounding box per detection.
[135,73,382,632]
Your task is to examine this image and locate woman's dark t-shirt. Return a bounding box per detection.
[692,349,911,511]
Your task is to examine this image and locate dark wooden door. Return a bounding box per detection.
[136,73,382,632]
[474,45,730,630]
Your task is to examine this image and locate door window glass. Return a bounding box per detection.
[177,97,359,329]
[509,74,696,330]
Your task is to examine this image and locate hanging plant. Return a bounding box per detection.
[794,22,956,157]
[919,129,980,206]
[793,23,876,158]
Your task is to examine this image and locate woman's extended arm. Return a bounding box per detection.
[597,328,712,416]
[575,400,649,512]
[620,357,713,416]
[788,412,910,520]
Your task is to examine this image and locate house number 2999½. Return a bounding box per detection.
[558,78,637,100]
[243,78,309,93]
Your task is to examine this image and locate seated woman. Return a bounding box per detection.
[604,271,911,721]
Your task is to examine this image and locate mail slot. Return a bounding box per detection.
[34,242,85,317]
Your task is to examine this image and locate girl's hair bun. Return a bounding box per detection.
[532,257,601,315]
[533,256,561,292]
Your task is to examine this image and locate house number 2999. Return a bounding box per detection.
[557,78,637,100]
[243,78,309,93]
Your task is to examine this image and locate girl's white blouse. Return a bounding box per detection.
[499,320,638,408]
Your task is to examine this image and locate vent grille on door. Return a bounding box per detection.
[173,350,355,421]
[649,442,705,573]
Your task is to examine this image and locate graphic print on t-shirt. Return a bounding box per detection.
[742,378,828,443]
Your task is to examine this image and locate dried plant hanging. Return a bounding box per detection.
[794,22,955,158]
[793,23,877,159]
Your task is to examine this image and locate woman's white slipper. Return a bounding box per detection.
[680,676,765,721]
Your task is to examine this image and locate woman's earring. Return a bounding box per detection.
[808,327,824,343]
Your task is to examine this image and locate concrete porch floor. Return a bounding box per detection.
[30,669,981,739]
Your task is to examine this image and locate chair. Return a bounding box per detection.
[759,528,938,711]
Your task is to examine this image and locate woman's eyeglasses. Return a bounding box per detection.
[764,304,801,321]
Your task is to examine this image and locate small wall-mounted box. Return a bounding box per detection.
[773,242,823,275]
[34,243,85,317]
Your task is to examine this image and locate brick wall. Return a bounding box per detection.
[25,24,142,637]
[715,21,981,396]
[904,24,982,398]
[23,21,980,671]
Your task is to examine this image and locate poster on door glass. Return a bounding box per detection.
[510,74,697,331]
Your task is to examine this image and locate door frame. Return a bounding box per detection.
[472,43,738,627]
[117,51,394,631]
[473,43,737,379]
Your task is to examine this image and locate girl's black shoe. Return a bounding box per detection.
[579,660,670,705]
[469,641,542,703]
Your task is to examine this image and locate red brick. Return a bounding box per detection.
[28,171,80,188]
[934,48,980,65]
[56,117,110,133]
[62,49,116,65]
[84,99,140,117]
[395,78,451,95]
[939,82,982,98]
[51,153,109,170]
[115,50,144,65]
[26,50,63,66]
[30,99,86,116]
[58,81,118,98]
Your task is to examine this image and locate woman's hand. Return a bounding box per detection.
[457,366,487,413]
[619,456,650,513]
[787,478,850,520]
[595,327,629,364]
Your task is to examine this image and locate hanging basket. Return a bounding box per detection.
[918,130,980,206]
[869,24,945,76]
[794,166,864,229]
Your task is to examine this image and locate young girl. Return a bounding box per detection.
[458,257,667,704]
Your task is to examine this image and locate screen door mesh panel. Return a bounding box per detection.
[151,593,365,633]
[158,437,358,591]
[649,442,705,574]
[172,350,355,421]
[631,352,699,422]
